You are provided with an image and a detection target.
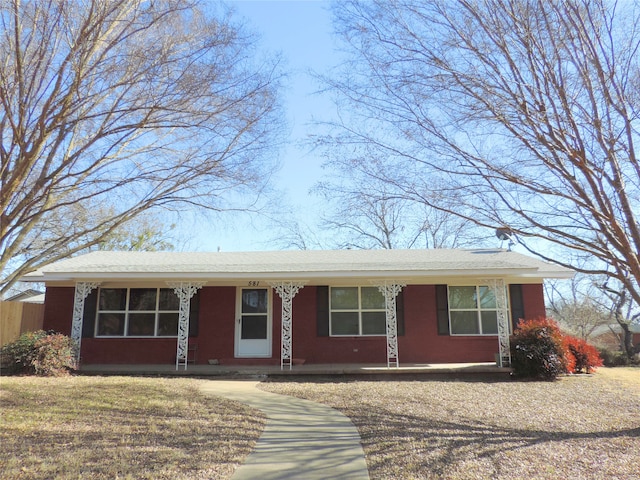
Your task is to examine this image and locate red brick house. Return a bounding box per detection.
[24,249,572,370]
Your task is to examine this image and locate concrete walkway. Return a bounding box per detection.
[200,380,370,480]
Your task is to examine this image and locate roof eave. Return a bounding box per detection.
[22,266,572,283]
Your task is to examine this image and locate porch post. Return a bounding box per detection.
[373,281,405,368]
[269,281,306,370]
[168,282,205,371]
[484,278,511,367]
[71,282,101,366]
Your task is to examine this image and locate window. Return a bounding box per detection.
[330,286,386,336]
[448,286,509,335]
[96,288,180,337]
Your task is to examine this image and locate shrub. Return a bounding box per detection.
[598,348,624,367]
[598,348,640,367]
[510,318,570,380]
[0,330,77,376]
[0,330,47,373]
[564,336,603,373]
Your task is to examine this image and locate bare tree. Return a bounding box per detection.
[546,277,611,341]
[319,1,640,302]
[599,279,640,357]
[95,214,177,252]
[269,216,326,250]
[547,272,639,356]
[0,0,283,293]
[313,173,486,249]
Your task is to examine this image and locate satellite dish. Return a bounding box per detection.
[495,227,515,251]
[495,227,511,241]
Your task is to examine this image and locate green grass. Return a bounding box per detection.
[0,376,265,480]
[262,367,640,479]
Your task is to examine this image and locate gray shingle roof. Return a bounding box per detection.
[24,249,573,283]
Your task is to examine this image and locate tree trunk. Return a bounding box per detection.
[617,321,635,358]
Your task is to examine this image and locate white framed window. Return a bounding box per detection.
[330,286,386,336]
[448,285,509,335]
[96,288,180,337]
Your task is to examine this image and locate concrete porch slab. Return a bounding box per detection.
[78,362,512,376]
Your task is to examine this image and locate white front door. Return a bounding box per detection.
[235,287,272,357]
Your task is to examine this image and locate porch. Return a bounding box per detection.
[78,362,512,377]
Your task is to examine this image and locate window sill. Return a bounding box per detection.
[93,336,179,339]
[449,334,499,337]
[328,335,386,339]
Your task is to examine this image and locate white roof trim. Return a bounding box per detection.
[22,248,574,283]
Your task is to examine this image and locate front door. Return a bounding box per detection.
[235,287,271,357]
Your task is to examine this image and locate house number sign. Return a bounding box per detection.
[248,281,260,286]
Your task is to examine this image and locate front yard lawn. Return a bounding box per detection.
[0,376,265,480]
[262,367,640,479]
[1,368,637,479]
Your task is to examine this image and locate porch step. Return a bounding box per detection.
[216,358,306,366]
[218,358,278,366]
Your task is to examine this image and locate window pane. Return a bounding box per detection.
[362,311,386,335]
[481,311,498,334]
[449,286,477,309]
[241,315,268,339]
[158,289,179,310]
[157,313,178,336]
[129,288,157,311]
[242,289,268,314]
[331,312,359,335]
[331,287,359,309]
[478,286,496,309]
[361,287,385,310]
[450,311,479,334]
[127,313,156,336]
[97,313,125,336]
[99,289,126,310]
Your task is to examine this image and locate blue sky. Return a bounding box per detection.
[183,0,336,252]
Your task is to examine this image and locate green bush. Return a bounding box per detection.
[510,318,570,380]
[598,348,640,367]
[0,330,77,376]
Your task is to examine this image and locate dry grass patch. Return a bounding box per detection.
[262,368,640,480]
[0,376,265,479]
[597,366,640,393]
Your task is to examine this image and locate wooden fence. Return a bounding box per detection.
[0,301,45,347]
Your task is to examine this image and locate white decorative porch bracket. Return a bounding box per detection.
[483,278,511,367]
[71,282,101,366]
[373,281,406,368]
[269,281,306,370]
[168,282,205,371]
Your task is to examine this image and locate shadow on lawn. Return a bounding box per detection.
[350,409,640,477]
[262,375,639,476]
[0,380,265,480]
